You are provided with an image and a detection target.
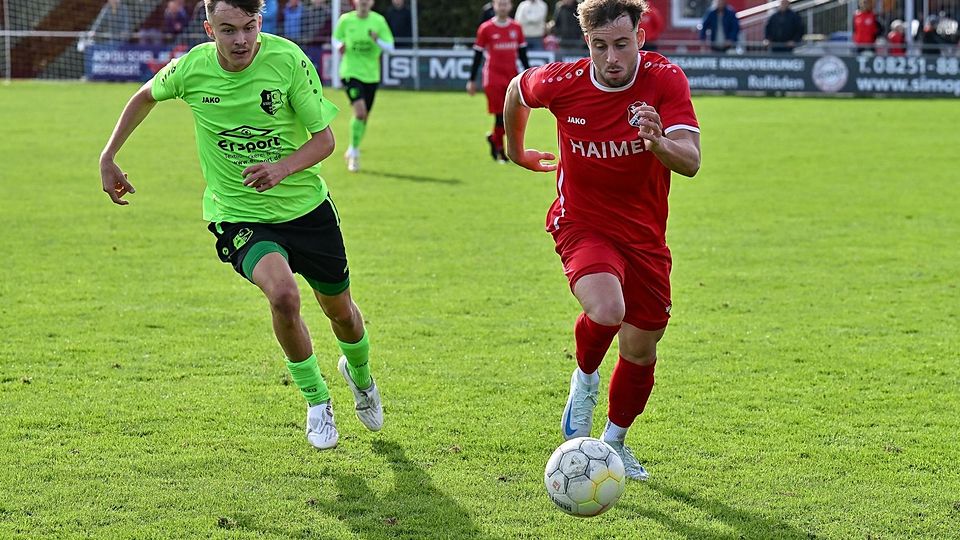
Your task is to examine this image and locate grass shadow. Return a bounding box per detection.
[620,482,815,540]
[318,439,492,539]
[360,170,463,185]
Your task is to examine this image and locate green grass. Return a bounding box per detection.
[1,81,958,539]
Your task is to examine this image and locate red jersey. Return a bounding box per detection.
[518,52,699,248]
[853,10,879,45]
[473,18,526,89]
[887,30,905,55]
[639,4,665,43]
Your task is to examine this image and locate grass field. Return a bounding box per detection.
[1,81,959,539]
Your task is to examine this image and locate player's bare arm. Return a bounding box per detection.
[99,80,156,205]
[503,76,557,172]
[243,127,336,193]
[633,104,700,177]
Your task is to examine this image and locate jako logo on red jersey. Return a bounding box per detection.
[566,116,586,125]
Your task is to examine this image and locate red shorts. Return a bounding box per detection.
[552,224,672,331]
[484,83,507,114]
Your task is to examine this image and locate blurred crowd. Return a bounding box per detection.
[91,0,960,56]
[92,0,340,47]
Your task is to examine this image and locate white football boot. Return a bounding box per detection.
[306,401,339,450]
[345,148,360,172]
[603,438,650,481]
[338,356,383,431]
[560,368,599,440]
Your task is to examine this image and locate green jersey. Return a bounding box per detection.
[334,11,393,83]
[151,33,339,224]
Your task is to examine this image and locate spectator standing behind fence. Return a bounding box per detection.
[515,0,549,51]
[699,0,739,53]
[96,0,132,45]
[639,2,664,50]
[284,0,304,41]
[302,0,333,45]
[163,0,191,43]
[261,0,279,34]
[853,0,880,54]
[386,0,413,47]
[918,15,943,55]
[886,19,905,55]
[551,0,585,50]
[764,0,803,53]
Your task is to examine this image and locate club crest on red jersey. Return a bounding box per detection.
[627,101,647,128]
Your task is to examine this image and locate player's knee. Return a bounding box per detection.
[355,111,368,122]
[268,286,301,320]
[620,348,657,366]
[322,299,358,327]
[584,302,625,327]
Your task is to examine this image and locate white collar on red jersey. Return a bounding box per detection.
[589,53,640,92]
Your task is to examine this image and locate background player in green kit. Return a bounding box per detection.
[98,0,382,451]
[333,0,394,172]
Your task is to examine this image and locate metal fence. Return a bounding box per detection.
[3,0,960,80]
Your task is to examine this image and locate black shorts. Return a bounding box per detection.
[342,78,378,112]
[208,196,350,295]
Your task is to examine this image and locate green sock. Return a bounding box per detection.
[285,354,330,406]
[338,331,371,390]
[350,117,367,149]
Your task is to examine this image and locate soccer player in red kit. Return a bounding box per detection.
[503,0,701,480]
[467,0,530,163]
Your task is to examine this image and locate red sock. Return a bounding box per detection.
[575,313,620,375]
[607,356,656,428]
[492,124,505,152]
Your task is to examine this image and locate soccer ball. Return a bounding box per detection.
[544,437,626,517]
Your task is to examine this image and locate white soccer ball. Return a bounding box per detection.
[544,437,626,517]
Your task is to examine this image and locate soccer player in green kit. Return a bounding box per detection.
[333,0,394,172]
[98,0,382,450]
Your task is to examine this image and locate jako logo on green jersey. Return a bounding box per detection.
[233,228,253,250]
[260,89,284,115]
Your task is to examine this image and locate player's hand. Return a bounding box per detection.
[632,104,663,151]
[242,161,291,192]
[466,81,476,96]
[369,30,379,41]
[509,149,557,172]
[100,158,136,205]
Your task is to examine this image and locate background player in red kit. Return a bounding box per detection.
[467,0,530,163]
[503,0,701,480]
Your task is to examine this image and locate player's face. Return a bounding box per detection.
[494,0,512,18]
[586,14,643,88]
[204,3,261,72]
[353,0,374,15]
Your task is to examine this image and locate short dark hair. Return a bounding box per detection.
[205,0,264,20]
[577,0,648,33]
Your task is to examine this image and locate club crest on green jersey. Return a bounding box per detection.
[260,89,284,115]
